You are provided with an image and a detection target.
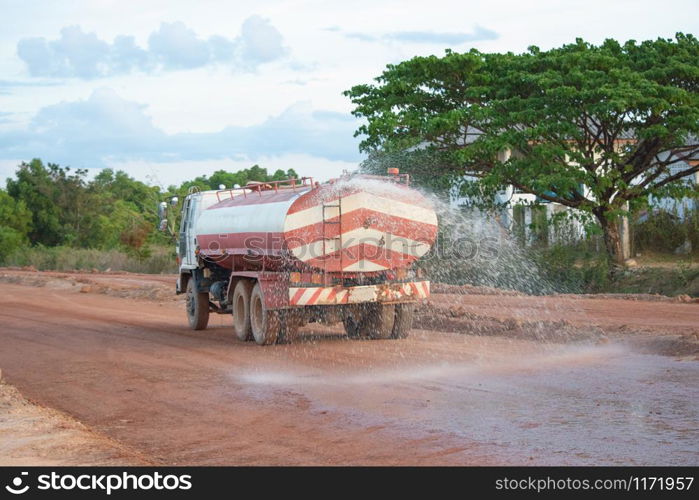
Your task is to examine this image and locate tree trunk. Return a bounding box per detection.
[595,211,625,268]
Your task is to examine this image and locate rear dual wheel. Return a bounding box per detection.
[233,280,296,345]
[366,304,396,339]
[343,303,414,340]
[250,282,279,345]
[276,310,301,344]
[392,304,414,339]
[343,304,393,339]
[233,280,277,345]
[232,280,253,341]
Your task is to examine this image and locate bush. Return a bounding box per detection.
[634,210,689,253]
[532,242,610,293]
[1,245,177,274]
[633,207,699,255]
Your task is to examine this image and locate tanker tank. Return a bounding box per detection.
[195,175,438,275]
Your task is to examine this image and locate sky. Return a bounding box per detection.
[0,0,697,189]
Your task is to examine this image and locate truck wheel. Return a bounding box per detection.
[343,316,361,339]
[277,310,300,344]
[392,304,414,339]
[365,304,395,340]
[232,280,253,341]
[186,278,210,330]
[250,282,280,345]
[342,306,363,339]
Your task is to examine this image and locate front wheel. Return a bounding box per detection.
[186,278,210,330]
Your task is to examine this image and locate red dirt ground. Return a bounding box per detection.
[0,269,697,465]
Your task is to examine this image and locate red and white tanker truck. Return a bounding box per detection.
[169,171,438,345]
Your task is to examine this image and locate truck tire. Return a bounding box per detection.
[343,315,362,339]
[232,280,253,341]
[365,304,395,339]
[391,303,414,339]
[186,278,210,330]
[342,306,364,339]
[250,282,280,345]
[277,310,300,344]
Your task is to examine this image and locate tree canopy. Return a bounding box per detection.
[345,34,699,264]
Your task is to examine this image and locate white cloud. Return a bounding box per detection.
[17,26,112,78]
[345,25,499,45]
[148,22,210,69]
[238,15,287,65]
[109,154,359,187]
[15,16,288,79]
[0,88,362,168]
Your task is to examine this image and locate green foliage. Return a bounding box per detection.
[93,200,153,251]
[0,190,32,260]
[4,159,160,250]
[6,159,68,245]
[0,189,32,235]
[0,226,26,262]
[345,34,699,263]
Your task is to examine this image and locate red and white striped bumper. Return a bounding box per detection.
[288,280,430,307]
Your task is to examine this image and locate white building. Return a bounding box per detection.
[450,145,698,249]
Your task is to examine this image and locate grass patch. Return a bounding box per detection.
[532,242,699,296]
[1,245,177,274]
[608,266,699,297]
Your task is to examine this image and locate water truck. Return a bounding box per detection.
[166,171,438,345]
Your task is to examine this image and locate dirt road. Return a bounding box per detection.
[0,269,697,465]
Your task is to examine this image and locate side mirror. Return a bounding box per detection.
[158,197,178,235]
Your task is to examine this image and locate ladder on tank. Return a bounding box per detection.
[321,198,342,285]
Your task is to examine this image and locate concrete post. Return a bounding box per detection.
[524,206,532,246]
[546,203,555,245]
[619,201,631,261]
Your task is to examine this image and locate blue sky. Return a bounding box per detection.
[1,0,697,187]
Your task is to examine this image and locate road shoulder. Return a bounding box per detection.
[0,376,150,466]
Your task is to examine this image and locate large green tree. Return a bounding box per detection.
[6,159,74,246]
[345,34,699,265]
[5,159,161,252]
